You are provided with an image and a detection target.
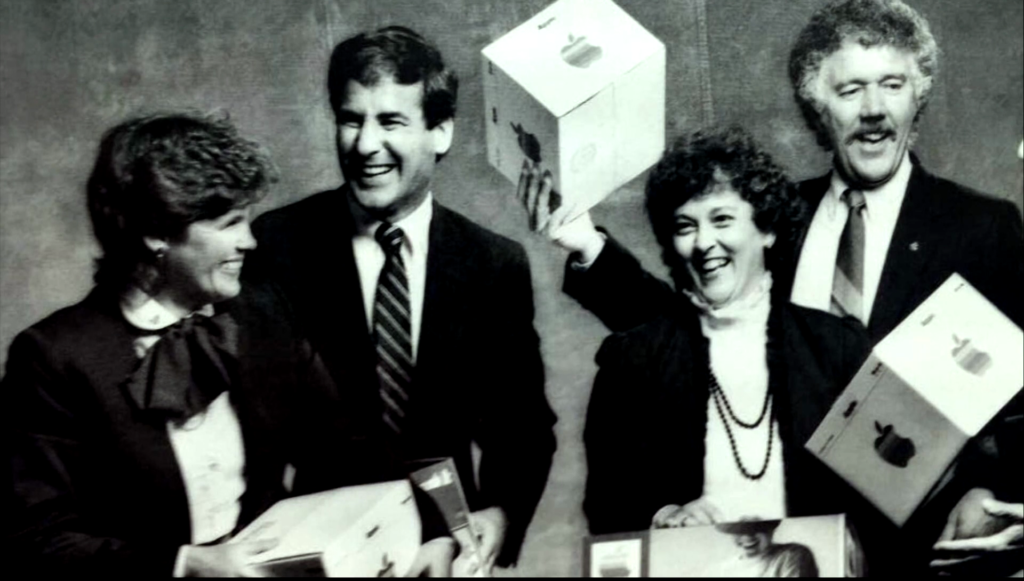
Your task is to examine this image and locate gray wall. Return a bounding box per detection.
[2,0,1021,575]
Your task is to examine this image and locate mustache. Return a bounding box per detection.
[846,123,895,145]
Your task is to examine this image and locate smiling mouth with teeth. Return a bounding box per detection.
[853,130,893,145]
[700,257,729,274]
[360,165,395,178]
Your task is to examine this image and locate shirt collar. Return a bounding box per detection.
[121,286,215,331]
[827,151,912,217]
[348,190,434,257]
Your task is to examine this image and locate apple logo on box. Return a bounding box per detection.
[874,421,916,468]
[511,122,542,164]
[560,33,603,68]
[951,334,992,376]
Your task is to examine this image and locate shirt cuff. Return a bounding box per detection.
[173,545,190,578]
[568,231,608,271]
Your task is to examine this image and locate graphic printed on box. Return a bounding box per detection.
[482,0,665,218]
[807,273,1024,525]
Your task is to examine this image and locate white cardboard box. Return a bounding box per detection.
[807,274,1024,526]
[482,0,665,216]
[583,515,847,577]
[231,480,422,577]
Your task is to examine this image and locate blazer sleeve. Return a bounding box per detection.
[5,331,180,577]
[968,198,1023,329]
[583,333,667,535]
[563,233,675,332]
[473,244,557,567]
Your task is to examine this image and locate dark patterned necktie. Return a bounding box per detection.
[374,223,413,435]
[832,189,867,324]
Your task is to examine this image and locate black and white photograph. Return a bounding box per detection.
[644,515,844,577]
[2,0,1021,577]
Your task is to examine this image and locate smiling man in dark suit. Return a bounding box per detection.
[519,0,1021,575]
[246,26,556,573]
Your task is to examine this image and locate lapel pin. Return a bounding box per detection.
[909,242,919,252]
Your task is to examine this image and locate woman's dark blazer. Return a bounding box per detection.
[4,283,324,577]
[583,293,872,536]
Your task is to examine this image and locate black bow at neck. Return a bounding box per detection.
[123,310,240,422]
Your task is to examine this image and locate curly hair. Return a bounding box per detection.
[789,0,939,150]
[328,26,458,130]
[645,127,805,288]
[87,112,276,293]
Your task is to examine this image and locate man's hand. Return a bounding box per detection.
[405,537,457,578]
[516,160,605,263]
[467,506,508,575]
[931,488,1023,575]
[183,538,277,577]
[651,498,723,529]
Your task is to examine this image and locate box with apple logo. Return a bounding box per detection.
[806,273,1023,526]
[481,0,665,217]
[229,479,422,576]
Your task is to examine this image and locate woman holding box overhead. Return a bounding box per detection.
[3,113,327,577]
[581,128,875,549]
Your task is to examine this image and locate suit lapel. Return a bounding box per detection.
[417,203,470,383]
[787,175,832,295]
[870,164,939,341]
[792,174,832,262]
[318,193,373,383]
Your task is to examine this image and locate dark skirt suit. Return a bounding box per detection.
[583,293,874,536]
[5,283,327,577]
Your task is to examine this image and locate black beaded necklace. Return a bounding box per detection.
[709,369,774,480]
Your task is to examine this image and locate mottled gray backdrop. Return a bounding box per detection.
[1,0,1021,575]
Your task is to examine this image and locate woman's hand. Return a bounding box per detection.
[651,498,724,529]
[516,160,605,263]
[182,538,277,577]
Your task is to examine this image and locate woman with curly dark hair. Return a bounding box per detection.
[578,127,871,540]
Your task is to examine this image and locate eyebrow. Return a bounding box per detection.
[377,112,409,123]
[834,72,908,89]
[880,73,908,83]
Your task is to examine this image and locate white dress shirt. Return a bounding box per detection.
[790,153,911,324]
[121,290,247,575]
[693,274,787,522]
[351,193,433,361]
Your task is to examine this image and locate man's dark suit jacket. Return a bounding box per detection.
[565,159,1024,340]
[5,284,317,577]
[246,188,557,566]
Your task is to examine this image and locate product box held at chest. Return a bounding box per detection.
[230,479,422,577]
[482,0,665,217]
[807,273,1023,526]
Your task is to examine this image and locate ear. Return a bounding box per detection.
[431,118,454,157]
[143,236,170,257]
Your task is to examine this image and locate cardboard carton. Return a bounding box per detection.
[482,0,665,216]
[583,515,847,577]
[807,274,1024,525]
[231,480,421,577]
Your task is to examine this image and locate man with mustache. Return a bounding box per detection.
[521,0,1021,575]
[246,26,556,575]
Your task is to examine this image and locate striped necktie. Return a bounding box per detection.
[373,223,413,435]
[831,188,867,324]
